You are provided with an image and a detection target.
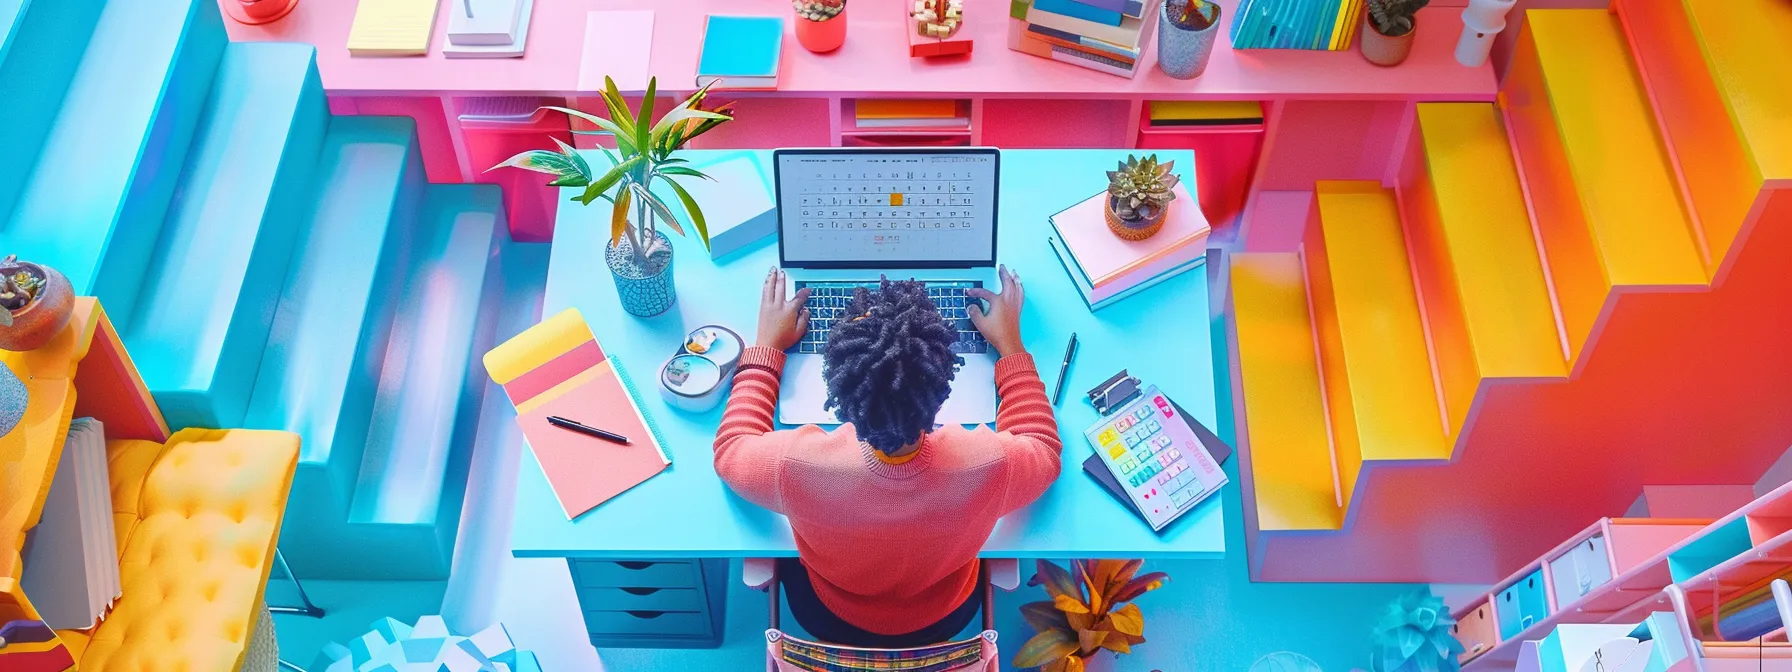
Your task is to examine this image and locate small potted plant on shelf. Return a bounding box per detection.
[1014,560,1168,672]
[492,77,734,317]
[794,0,847,53]
[0,255,75,352]
[1369,589,1466,672]
[1361,0,1430,66]
[1157,0,1221,80]
[1105,155,1180,241]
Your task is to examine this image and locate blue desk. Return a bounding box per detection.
[510,149,1225,561]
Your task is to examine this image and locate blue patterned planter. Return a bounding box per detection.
[1158,0,1220,80]
[607,230,678,317]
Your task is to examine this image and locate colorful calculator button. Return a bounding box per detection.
[1168,448,1181,461]
[1152,436,1173,449]
[1098,429,1119,445]
[1133,408,1151,421]
[1108,444,1127,459]
[1116,417,1134,431]
[1124,433,1141,447]
[1146,420,1161,433]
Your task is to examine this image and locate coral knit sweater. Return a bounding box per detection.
[714,346,1064,635]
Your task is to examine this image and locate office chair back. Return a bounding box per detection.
[763,563,999,672]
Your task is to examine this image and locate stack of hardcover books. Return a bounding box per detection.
[1047,182,1211,311]
[1006,0,1160,78]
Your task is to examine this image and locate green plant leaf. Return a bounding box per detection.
[610,187,632,247]
[1011,629,1078,668]
[664,177,710,251]
[552,137,591,179]
[1108,603,1144,637]
[659,166,711,180]
[1020,601,1070,633]
[635,78,657,158]
[650,106,732,139]
[543,106,636,156]
[631,183,685,237]
[579,155,644,205]
[487,149,579,178]
[601,76,640,143]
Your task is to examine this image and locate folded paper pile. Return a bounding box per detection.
[311,616,543,672]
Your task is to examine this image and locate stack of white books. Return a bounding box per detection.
[444,0,535,58]
[21,418,121,630]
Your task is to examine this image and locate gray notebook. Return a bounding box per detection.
[20,417,120,629]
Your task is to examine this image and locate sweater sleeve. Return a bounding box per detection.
[712,345,790,513]
[992,353,1065,515]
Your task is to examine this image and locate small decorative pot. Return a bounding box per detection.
[794,3,848,53]
[1360,14,1418,66]
[1157,0,1221,80]
[606,229,678,317]
[0,258,75,352]
[226,0,300,25]
[1105,197,1169,241]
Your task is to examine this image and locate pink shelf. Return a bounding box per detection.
[980,98,1132,148]
[227,0,1495,99]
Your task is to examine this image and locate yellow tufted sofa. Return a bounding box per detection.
[53,429,299,670]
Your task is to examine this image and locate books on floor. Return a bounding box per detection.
[1229,0,1366,50]
[443,0,535,58]
[1047,183,1211,310]
[853,99,970,130]
[484,309,670,520]
[1006,0,1158,78]
[348,0,442,56]
[20,418,120,630]
[696,16,784,90]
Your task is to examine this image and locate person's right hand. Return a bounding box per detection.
[967,264,1025,357]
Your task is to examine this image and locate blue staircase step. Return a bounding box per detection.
[126,42,329,430]
[246,115,426,506]
[3,0,225,319]
[0,0,104,225]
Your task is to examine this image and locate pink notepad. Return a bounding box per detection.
[1051,183,1210,289]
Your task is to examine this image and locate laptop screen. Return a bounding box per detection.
[774,148,1000,269]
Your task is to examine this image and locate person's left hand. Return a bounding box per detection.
[756,267,811,350]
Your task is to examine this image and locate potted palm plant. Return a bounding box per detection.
[1105,155,1180,241]
[1014,560,1168,672]
[1361,0,1430,66]
[493,77,734,317]
[0,255,75,351]
[1157,0,1221,79]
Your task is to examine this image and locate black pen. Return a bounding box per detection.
[547,416,631,445]
[1051,333,1078,407]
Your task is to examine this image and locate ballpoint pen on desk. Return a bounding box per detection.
[547,416,631,445]
[1051,333,1078,406]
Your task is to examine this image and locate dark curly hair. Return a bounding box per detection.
[823,278,964,453]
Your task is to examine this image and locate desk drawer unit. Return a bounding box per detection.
[570,558,729,649]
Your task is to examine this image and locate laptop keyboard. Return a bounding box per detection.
[796,281,989,355]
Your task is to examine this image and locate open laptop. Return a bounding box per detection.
[771,147,1003,426]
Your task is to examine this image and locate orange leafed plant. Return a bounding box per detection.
[1012,559,1169,672]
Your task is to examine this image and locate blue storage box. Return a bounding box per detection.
[1497,567,1550,639]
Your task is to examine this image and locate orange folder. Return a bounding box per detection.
[483,309,669,519]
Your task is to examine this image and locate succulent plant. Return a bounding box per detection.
[1370,589,1466,672]
[794,0,844,21]
[0,255,47,314]
[1106,154,1180,223]
[1367,0,1429,36]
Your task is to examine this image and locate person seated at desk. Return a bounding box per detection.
[713,266,1063,648]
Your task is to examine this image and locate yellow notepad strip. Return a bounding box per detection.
[348,0,441,56]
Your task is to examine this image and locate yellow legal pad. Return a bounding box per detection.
[347,0,442,56]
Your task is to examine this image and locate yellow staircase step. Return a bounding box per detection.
[1501,9,1707,366]
[1305,182,1451,466]
[1684,0,1792,185]
[1229,252,1343,532]
[1407,103,1567,436]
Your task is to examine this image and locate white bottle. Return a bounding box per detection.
[1456,0,1517,67]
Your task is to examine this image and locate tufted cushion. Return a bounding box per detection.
[78,429,298,672]
[105,439,167,558]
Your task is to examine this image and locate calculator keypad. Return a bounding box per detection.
[1087,390,1227,530]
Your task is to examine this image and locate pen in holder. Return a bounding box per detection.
[660,325,744,412]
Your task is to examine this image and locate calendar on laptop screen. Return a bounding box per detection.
[775,149,999,268]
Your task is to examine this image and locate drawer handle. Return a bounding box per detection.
[620,587,664,596]
[617,561,655,570]
[624,610,669,619]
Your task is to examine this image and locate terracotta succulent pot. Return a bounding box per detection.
[0,260,75,352]
[795,4,848,53]
[1360,14,1417,66]
[1105,196,1169,241]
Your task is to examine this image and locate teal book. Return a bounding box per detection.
[696,15,784,90]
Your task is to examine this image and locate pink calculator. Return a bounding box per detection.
[1084,386,1229,531]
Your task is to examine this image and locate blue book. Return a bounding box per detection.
[696,16,784,89]
[1034,0,1124,26]
[1027,23,1141,58]
[1064,0,1145,18]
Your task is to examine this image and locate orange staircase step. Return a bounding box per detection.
[1229,252,1343,532]
[1305,181,1450,470]
[1500,9,1707,368]
[1405,103,1567,437]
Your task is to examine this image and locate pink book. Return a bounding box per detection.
[1051,182,1210,289]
